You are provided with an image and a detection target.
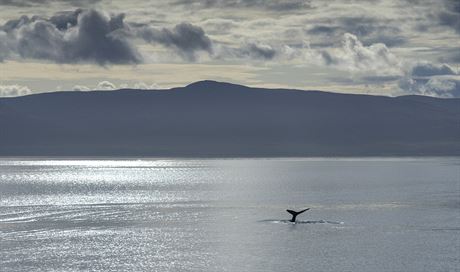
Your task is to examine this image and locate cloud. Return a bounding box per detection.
[136,22,213,61]
[438,0,460,34]
[410,62,457,77]
[171,0,311,11]
[360,75,402,83]
[0,84,31,96]
[0,0,101,7]
[96,80,116,90]
[319,33,401,75]
[48,9,82,31]
[133,82,160,90]
[397,61,460,97]
[398,77,460,98]
[201,18,238,35]
[0,9,216,64]
[233,42,277,60]
[214,41,279,60]
[0,0,45,6]
[72,85,91,91]
[306,16,406,47]
[0,9,141,64]
[0,30,10,61]
[74,81,160,91]
[439,48,460,63]
[244,43,276,60]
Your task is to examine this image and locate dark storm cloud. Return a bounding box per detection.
[48,9,82,30]
[171,0,311,11]
[0,9,141,64]
[307,17,406,47]
[0,9,217,64]
[136,22,213,61]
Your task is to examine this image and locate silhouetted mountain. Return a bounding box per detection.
[1,80,459,157]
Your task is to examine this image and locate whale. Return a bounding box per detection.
[286,208,310,222]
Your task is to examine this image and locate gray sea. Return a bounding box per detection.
[0,158,459,272]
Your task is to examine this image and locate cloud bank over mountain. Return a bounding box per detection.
[0,0,459,97]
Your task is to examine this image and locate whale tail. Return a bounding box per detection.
[286,208,310,222]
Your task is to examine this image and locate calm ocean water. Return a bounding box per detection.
[0,158,459,271]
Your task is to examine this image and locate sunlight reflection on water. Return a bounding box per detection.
[0,158,459,272]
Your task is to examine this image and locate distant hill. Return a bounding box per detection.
[1,80,459,157]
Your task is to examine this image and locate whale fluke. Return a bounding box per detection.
[286,208,310,222]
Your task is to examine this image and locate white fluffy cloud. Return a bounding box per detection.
[0,84,31,96]
[398,77,460,98]
[96,81,116,90]
[72,85,91,91]
[72,81,160,92]
[397,61,460,97]
[133,82,160,90]
[319,33,402,75]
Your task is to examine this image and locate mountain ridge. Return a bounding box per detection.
[1,80,459,157]
[6,80,459,101]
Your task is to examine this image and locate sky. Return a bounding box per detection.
[0,0,459,97]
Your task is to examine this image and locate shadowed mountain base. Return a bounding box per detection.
[1,80,459,157]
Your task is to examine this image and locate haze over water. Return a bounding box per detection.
[0,158,459,271]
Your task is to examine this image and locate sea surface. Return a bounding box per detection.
[0,158,459,272]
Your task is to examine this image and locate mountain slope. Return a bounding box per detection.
[1,80,459,156]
